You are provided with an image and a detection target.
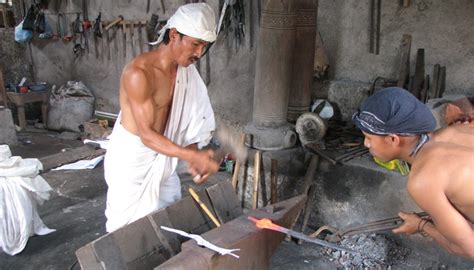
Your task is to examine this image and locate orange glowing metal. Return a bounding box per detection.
[248,216,288,233]
[248,216,357,254]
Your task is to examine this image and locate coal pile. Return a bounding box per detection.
[322,233,409,269]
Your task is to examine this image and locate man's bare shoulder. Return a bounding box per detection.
[433,125,474,148]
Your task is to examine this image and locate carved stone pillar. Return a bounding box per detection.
[287,0,318,122]
[245,0,297,150]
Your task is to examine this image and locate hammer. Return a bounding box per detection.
[104,15,124,31]
[192,127,248,183]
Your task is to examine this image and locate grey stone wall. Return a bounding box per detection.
[15,0,474,127]
[316,0,474,119]
[0,28,32,86]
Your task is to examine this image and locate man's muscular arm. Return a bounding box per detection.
[394,170,474,259]
[122,67,218,177]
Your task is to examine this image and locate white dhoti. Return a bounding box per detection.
[104,65,215,232]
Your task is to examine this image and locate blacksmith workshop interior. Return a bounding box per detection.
[0,0,473,269]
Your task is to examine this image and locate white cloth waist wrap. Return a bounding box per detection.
[104,64,215,232]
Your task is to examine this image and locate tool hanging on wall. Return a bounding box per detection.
[218,0,245,49]
[369,0,382,54]
[146,13,159,43]
[72,12,84,57]
[81,0,91,54]
[129,21,135,57]
[93,13,102,59]
[122,20,127,59]
[137,21,144,54]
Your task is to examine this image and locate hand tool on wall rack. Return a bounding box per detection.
[82,0,91,54]
[104,15,123,31]
[103,16,123,61]
[129,21,135,57]
[137,21,144,54]
[369,0,382,54]
[93,12,102,59]
[146,0,151,13]
[122,20,127,59]
[104,26,111,61]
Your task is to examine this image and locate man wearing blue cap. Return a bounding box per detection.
[353,87,474,259]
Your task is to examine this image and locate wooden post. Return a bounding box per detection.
[397,34,412,88]
[231,133,246,192]
[0,68,7,108]
[270,159,278,204]
[252,151,261,209]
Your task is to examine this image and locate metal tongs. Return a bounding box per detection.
[310,212,429,243]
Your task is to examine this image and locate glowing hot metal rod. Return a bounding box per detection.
[248,216,357,254]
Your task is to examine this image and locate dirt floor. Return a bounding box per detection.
[0,129,472,269]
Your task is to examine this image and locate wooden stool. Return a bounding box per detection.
[6,91,49,130]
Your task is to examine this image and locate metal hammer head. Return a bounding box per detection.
[214,127,248,163]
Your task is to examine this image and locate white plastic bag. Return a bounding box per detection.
[14,20,33,44]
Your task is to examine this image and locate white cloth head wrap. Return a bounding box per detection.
[150,3,217,45]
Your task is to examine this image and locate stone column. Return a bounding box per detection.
[287,0,318,122]
[245,0,297,150]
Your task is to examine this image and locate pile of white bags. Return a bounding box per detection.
[0,145,55,255]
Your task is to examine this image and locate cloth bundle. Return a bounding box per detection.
[0,145,55,255]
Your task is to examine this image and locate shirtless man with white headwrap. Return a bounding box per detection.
[353,87,474,259]
[104,3,219,232]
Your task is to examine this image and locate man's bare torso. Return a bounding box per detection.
[119,52,177,136]
[413,125,474,221]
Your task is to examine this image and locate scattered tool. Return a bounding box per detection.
[335,146,369,163]
[312,211,429,243]
[305,143,337,165]
[188,187,221,227]
[248,217,357,254]
[270,158,278,204]
[252,151,261,209]
[297,155,319,244]
[231,132,246,191]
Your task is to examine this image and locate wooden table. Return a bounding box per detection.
[6,91,49,129]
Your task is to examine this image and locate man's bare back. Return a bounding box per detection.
[410,125,474,222]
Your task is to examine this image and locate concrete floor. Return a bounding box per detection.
[1,130,473,269]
